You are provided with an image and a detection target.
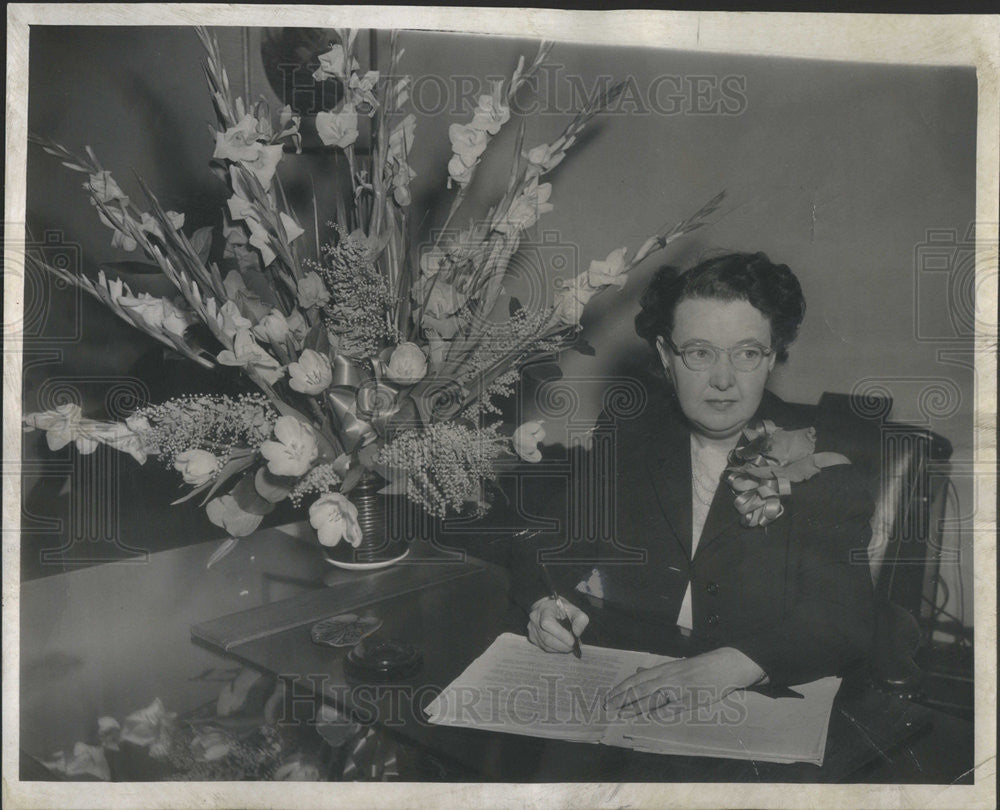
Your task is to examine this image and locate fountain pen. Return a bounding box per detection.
[539,563,583,659]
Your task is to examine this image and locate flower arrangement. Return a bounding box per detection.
[23,27,722,560]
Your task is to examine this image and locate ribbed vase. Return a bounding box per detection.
[323,472,408,567]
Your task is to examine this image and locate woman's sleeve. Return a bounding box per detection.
[506,444,593,616]
[727,464,876,686]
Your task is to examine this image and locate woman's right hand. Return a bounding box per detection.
[527,596,589,653]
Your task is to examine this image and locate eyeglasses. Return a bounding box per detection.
[662,336,774,372]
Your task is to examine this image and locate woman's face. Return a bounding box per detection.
[656,297,776,440]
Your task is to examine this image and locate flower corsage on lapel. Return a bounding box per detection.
[724,419,851,528]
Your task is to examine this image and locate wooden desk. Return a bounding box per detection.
[190,539,975,784]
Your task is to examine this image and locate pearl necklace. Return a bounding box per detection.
[690,437,736,508]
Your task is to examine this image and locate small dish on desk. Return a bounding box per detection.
[324,548,410,571]
[345,638,423,681]
[311,613,383,648]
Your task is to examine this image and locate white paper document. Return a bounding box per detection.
[425,633,841,766]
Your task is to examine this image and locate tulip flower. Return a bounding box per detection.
[253,309,291,345]
[288,349,333,395]
[260,416,319,477]
[385,342,428,384]
[309,492,363,547]
[173,448,221,486]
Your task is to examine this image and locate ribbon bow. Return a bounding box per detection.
[723,419,851,528]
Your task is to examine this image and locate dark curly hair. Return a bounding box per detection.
[634,252,806,363]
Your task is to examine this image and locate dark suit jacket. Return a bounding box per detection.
[509,385,876,688]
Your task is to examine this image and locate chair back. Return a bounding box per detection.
[816,392,953,618]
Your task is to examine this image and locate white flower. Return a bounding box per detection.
[217,300,252,340]
[587,247,629,289]
[173,449,221,486]
[23,403,100,453]
[288,349,333,395]
[226,193,256,222]
[385,342,428,384]
[524,142,565,175]
[297,272,330,309]
[92,415,154,464]
[513,421,546,463]
[313,44,356,83]
[243,143,285,189]
[120,698,175,756]
[553,272,598,327]
[162,297,197,337]
[348,70,380,113]
[212,114,262,162]
[117,292,167,331]
[253,309,291,345]
[206,494,264,537]
[216,328,284,385]
[260,416,319,477]
[449,123,489,170]
[495,177,553,233]
[447,157,475,188]
[309,492,363,547]
[99,269,128,302]
[316,105,359,149]
[469,92,510,135]
[138,210,185,241]
[85,171,129,205]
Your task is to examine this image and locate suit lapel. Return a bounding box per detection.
[644,419,693,561]
[693,483,743,558]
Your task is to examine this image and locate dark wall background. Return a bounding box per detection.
[21,27,976,623]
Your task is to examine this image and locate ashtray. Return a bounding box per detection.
[311,613,382,648]
[344,638,423,682]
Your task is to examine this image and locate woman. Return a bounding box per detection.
[516,252,875,717]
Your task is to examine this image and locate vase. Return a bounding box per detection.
[323,472,409,569]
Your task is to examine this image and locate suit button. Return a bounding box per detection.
[707,614,719,626]
[706,582,719,596]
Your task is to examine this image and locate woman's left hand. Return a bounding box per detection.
[605,647,767,718]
